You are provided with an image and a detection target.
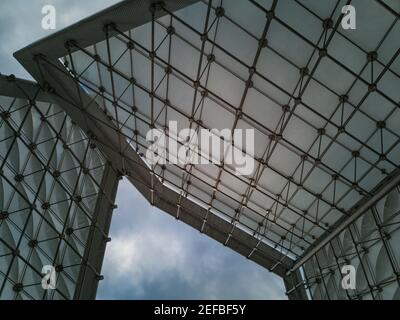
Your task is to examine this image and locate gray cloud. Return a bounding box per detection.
[97,180,286,300]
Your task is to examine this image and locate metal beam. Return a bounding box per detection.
[289,167,400,275]
[14,0,199,80]
[0,74,49,101]
[74,162,119,299]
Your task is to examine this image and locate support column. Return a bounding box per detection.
[284,269,308,300]
[74,163,119,300]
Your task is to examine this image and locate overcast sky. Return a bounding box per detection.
[0,0,286,300]
[98,179,286,299]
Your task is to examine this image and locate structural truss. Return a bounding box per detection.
[0,0,399,299]
[0,75,119,299]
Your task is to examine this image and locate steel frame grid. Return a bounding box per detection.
[61,7,337,257]
[291,179,400,300]
[34,32,310,257]
[13,0,301,286]
[56,0,400,254]
[18,55,295,278]
[13,0,400,300]
[0,75,119,299]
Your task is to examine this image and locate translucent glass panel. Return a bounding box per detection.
[0,78,109,300]
[301,185,400,300]
[59,0,400,259]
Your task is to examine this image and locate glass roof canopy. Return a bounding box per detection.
[0,75,117,299]
[15,0,400,269]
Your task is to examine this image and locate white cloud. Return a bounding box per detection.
[105,229,188,283]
